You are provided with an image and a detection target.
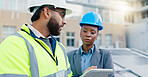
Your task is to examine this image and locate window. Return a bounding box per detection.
[66,32,75,47]
[2,26,16,40]
[124,14,134,23]
[102,9,110,22]
[111,10,124,24]
[141,11,148,19]
[124,15,131,23]
[95,34,102,47]
[17,0,27,12]
[147,11,148,17]
[141,1,145,6]
[105,34,112,47]
[146,1,148,5]
[131,14,134,23]
[0,0,4,9]
[141,0,148,7]
[0,0,27,12]
[3,0,16,11]
[146,22,148,32]
[142,12,146,19]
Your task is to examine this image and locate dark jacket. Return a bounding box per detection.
[67,46,114,77]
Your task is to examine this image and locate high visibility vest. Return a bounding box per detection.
[0,24,72,77]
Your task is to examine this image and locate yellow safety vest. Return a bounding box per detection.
[0,24,72,77]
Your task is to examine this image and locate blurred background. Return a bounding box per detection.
[0,0,148,77]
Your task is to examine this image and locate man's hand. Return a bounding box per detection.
[83,66,97,74]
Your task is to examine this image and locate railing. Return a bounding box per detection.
[131,48,148,57]
[114,61,141,77]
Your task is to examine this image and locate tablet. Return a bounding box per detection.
[81,69,113,77]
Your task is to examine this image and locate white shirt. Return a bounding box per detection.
[27,24,51,38]
[27,24,52,49]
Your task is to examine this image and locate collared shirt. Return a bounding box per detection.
[28,24,51,38]
[27,24,52,49]
[80,45,95,73]
[28,24,45,38]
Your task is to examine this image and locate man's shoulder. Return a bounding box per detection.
[0,33,27,51]
[2,33,24,42]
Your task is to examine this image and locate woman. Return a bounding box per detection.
[67,11,114,77]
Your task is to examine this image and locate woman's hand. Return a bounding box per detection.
[83,66,97,74]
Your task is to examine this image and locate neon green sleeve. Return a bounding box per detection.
[0,35,30,76]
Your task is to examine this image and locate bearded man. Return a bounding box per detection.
[0,0,72,77]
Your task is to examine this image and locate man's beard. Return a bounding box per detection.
[47,17,61,36]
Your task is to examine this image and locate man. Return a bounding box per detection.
[67,12,114,77]
[0,0,72,77]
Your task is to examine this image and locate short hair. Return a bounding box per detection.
[31,5,56,22]
[31,6,44,22]
[81,25,100,32]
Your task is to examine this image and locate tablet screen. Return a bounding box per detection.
[81,69,113,77]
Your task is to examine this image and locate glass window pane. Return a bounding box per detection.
[96,35,101,46]
[71,32,75,36]
[2,26,16,40]
[105,34,112,46]
[3,26,9,31]
[66,32,75,47]
[10,27,16,32]
[67,32,70,36]
[67,39,70,46]
[71,39,75,46]
[0,0,3,9]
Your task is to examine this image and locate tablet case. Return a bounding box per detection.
[81,69,113,77]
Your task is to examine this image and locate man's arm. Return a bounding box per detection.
[0,35,30,76]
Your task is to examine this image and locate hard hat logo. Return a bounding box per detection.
[27,0,72,15]
[79,11,103,31]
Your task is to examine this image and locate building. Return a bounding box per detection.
[0,10,31,42]
[0,0,27,12]
[0,0,31,41]
[62,19,126,49]
[66,0,127,48]
[0,0,126,49]
[125,0,148,52]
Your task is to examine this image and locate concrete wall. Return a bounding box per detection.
[127,21,148,52]
[101,23,126,48]
[0,10,126,48]
[63,19,126,48]
[0,10,32,42]
[61,19,81,48]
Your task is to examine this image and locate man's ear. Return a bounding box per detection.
[43,7,52,19]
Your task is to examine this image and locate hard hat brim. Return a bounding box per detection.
[79,22,103,31]
[66,9,72,15]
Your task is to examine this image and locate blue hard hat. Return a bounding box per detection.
[79,11,103,30]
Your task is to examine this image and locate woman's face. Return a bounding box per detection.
[80,24,98,46]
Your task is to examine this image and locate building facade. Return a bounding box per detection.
[125,0,148,52]
[0,0,127,49]
[0,10,31,42]
[66,0,127,48]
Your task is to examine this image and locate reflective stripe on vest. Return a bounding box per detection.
[13,33,39,77]
[44,67,71,77]
[0,74,29,77]
[67,67,71,75]
[12,33,71,77]
[58,43,72,75]
[58,43,68,67]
